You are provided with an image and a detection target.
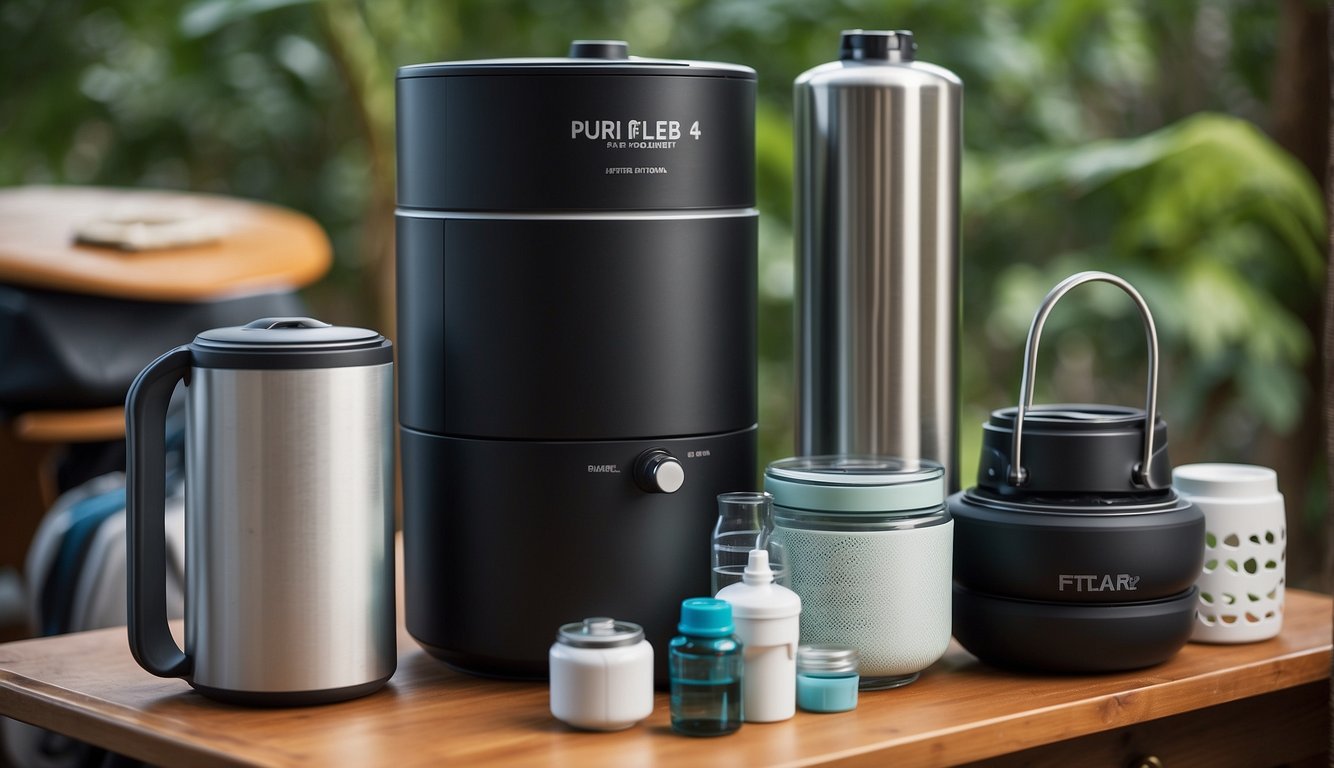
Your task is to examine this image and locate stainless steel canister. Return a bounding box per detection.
[126,317,396,705]
[794,30,963,489]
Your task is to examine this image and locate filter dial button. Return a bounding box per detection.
[634,450,685,494]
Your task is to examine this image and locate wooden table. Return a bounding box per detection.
[0,591,1328,767]
[0,186,330,302]
[0,185,333,578]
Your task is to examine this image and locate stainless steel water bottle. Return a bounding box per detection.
[794,30,963,489]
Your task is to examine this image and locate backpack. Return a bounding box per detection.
[2,473,185,768]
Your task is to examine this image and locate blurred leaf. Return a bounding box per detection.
[180,0,315,38]
[1,0,1320,481]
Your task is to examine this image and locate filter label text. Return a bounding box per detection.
[1057,573,1141,592]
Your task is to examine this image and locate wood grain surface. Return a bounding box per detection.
[0,588,1327,767]
[0,186,330,301]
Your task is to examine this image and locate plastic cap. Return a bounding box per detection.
[1173,463,1280,500]
[716,553,802,620]
[556,617,645,648]
[677,597,735,637]
[568,40,629,60]
[742,549,773,586]
[797,644,859,676]
[839,30,916,62]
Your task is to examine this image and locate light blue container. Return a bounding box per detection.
[765,456,952,690]
[669,598,743,736]
[796,644,859,713]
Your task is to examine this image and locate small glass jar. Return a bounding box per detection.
[712,492,787,594]
[766,456,951,690]
[796,644,859,713]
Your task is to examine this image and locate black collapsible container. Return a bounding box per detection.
[396,41,757,678]
[950,272,1204,673]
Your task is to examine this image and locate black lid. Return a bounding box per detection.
[397,40,755,79]
[395,39,755,212]
[839,29,916,62]
[568,40,629,60]
[191,317,393,370]
[975,404,1172,499]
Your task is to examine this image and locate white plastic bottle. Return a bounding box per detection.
[716,549,802,722]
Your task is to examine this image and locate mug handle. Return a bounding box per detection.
[125,346,193,678]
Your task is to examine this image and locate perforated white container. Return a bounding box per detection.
[765,457,951,689]
[1173,464,1285,644]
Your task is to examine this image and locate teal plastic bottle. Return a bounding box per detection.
[669,597,743,736]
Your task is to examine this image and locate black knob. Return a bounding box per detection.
[634,449,685,494]
[568,40,629,60]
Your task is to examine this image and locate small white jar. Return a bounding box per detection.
[1173,463,1286,643]
[549,617,654,731]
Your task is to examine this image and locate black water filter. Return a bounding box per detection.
[396,41,757,678]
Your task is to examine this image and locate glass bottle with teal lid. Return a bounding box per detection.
[669,597,743,736]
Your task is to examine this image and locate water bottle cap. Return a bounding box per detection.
[556,617,645,648]
[839,30,916,62]
[742,548,773,586]
[716,553,803,620]
[677,598,735,637]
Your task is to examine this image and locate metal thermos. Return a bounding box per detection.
[794,30,963,489]
[125,317,396,705]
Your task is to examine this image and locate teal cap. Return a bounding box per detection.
[677,597,735,637]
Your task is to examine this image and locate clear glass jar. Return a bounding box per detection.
[712,492,787,594]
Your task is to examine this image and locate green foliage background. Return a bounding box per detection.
[1,0,1326,582]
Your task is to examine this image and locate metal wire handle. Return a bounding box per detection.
[1009,271,1160,488]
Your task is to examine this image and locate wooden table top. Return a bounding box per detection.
[0,590,1328,768]
[0,186,330,301]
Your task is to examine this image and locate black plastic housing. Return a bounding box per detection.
[396,215,756,440]
[952,400,1203,672]
[395,44,759,680]
[952,584,1197,673]
[402,426,755,679]
[397,63,755,212]
[978,405,1171,496]
[950,490,1204,603]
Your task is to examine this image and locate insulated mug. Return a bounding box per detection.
[126,317,396,705]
